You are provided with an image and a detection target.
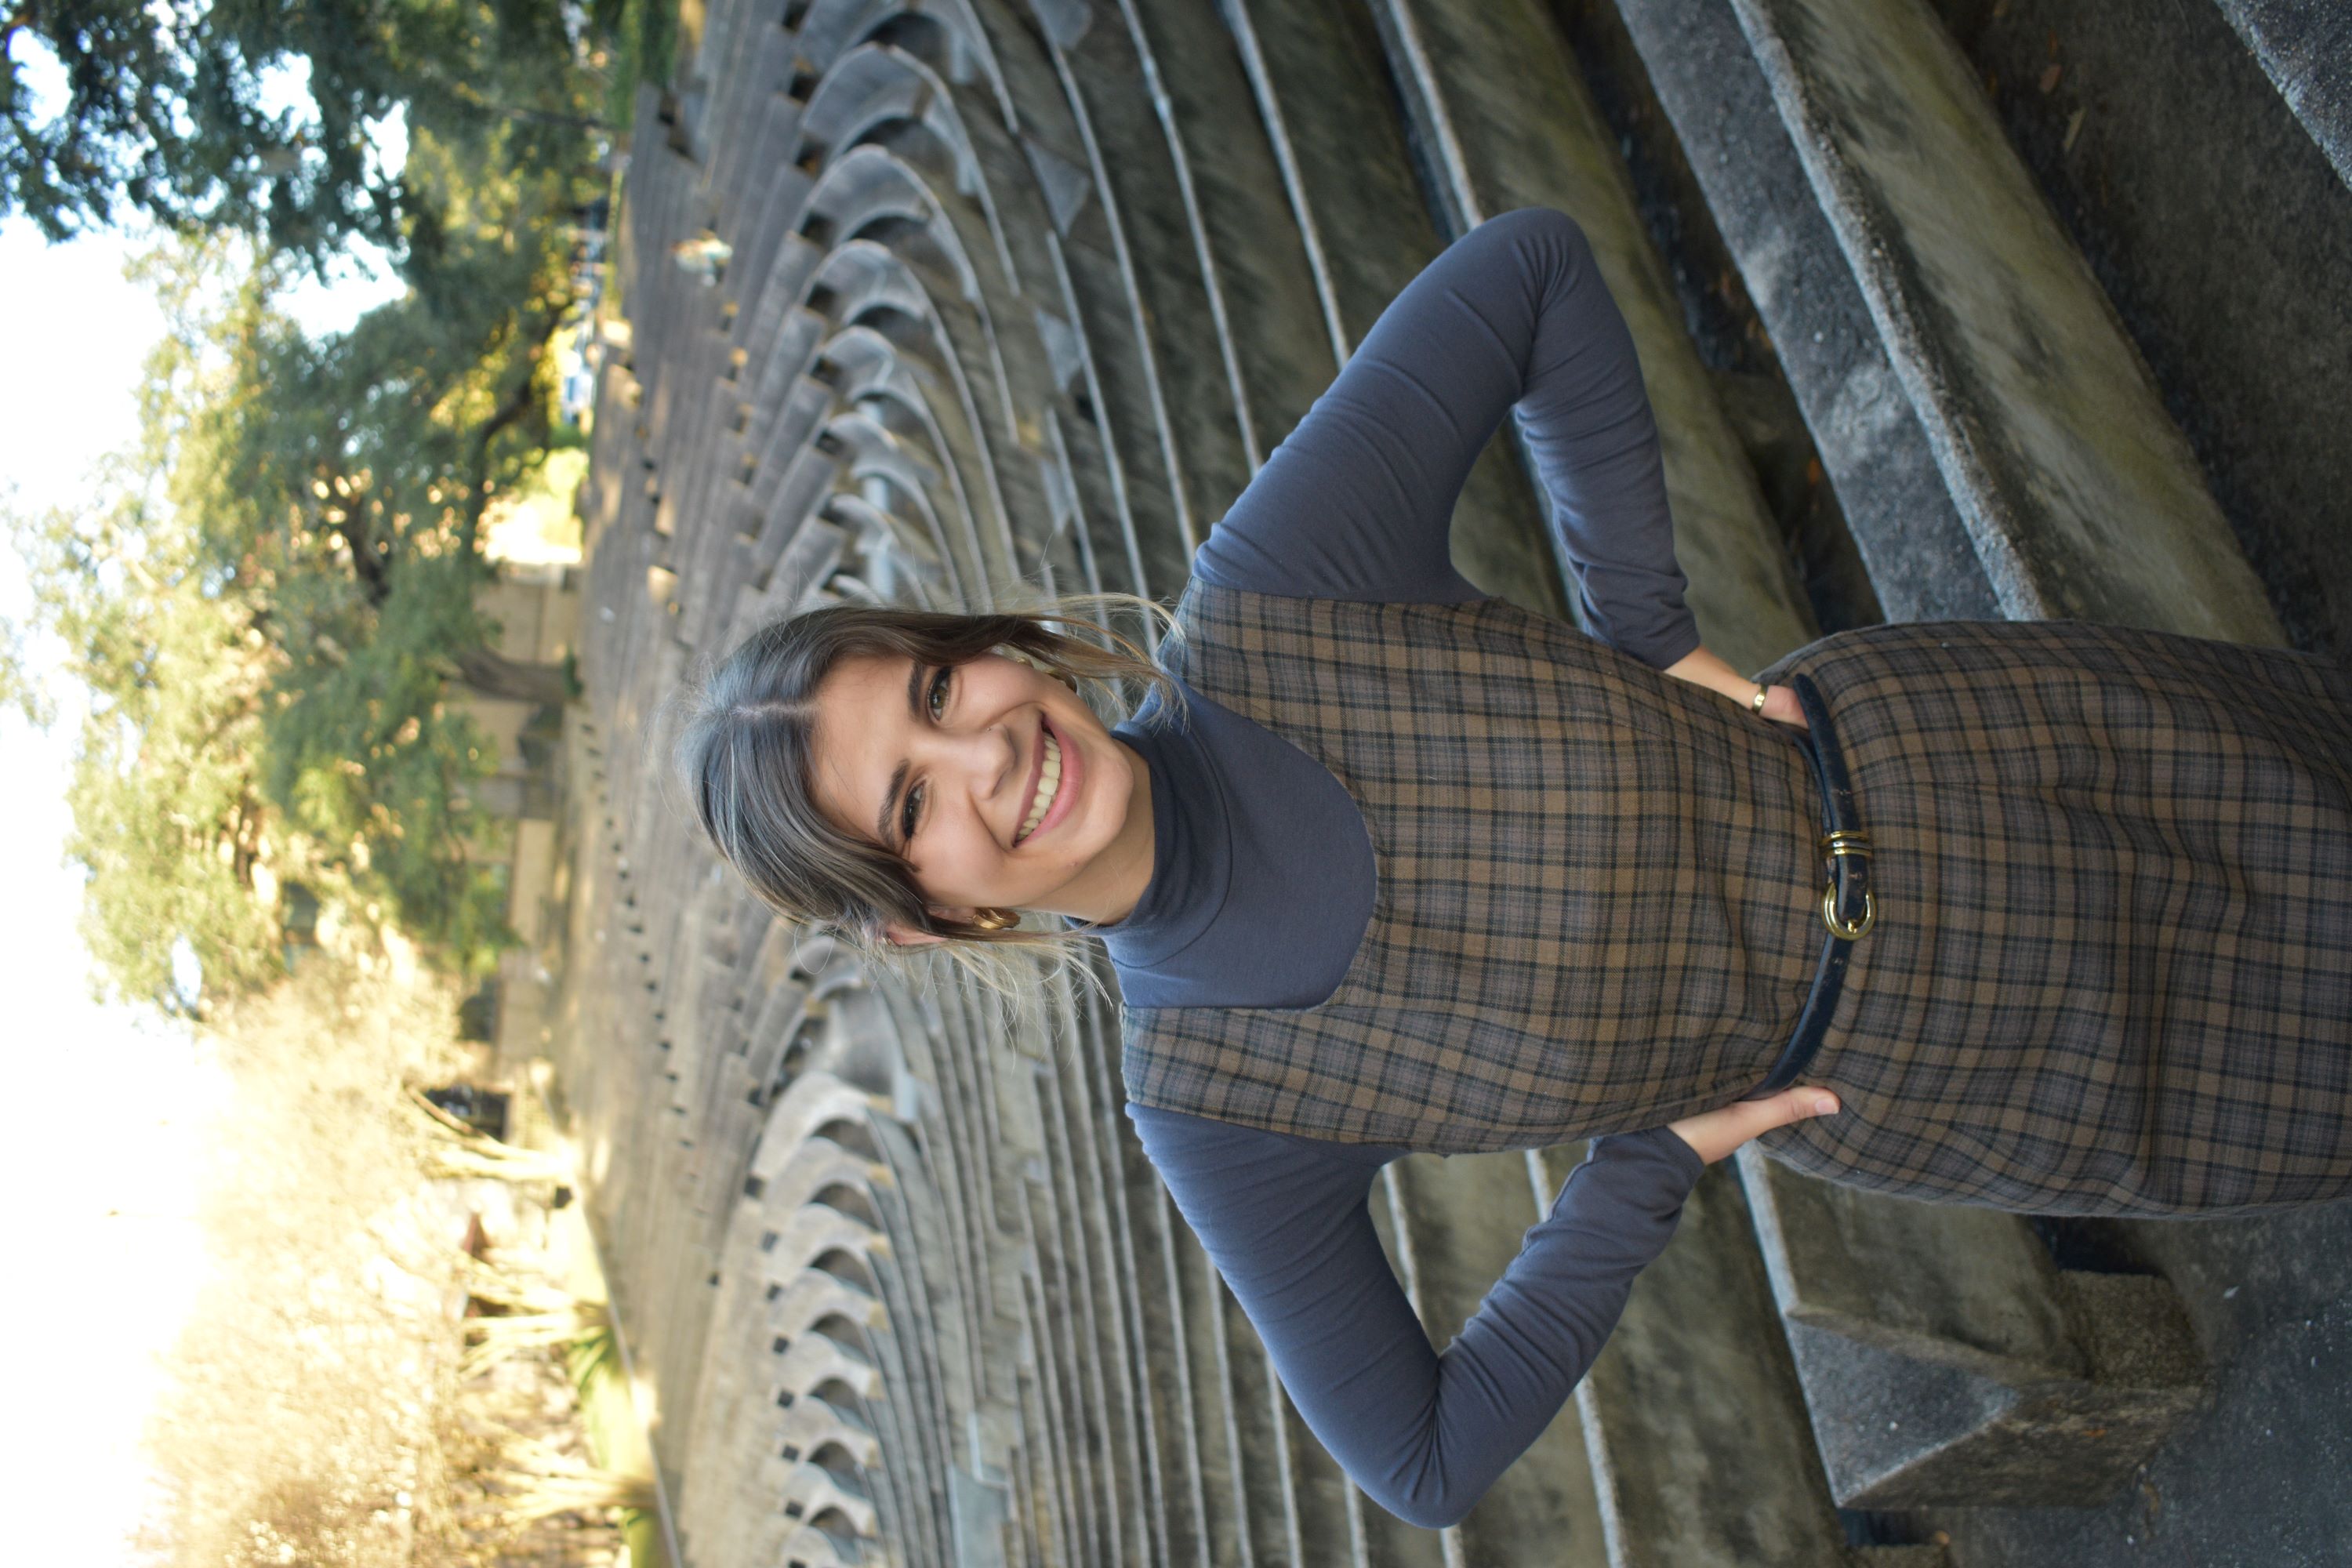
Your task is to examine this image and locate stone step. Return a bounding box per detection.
[1913,0,2352,659]
[1381,1152,1609,1563]
[1363,0,1821,673]
[1736,1145,2209,1508]
[1211,0,1569,627]
[2212,0,2352,191]
[1537,1147,1947,1568]
[1709,0,2281,642]
[1583,0,1997,623]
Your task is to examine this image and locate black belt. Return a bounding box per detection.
[1750,673,1874,1097]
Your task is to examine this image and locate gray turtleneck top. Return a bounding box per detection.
[1092,209,1715,1530]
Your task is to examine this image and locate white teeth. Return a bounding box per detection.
[1018,732,1062,842]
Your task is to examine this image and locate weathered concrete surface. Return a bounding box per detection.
[1925,0,2352,661]
[1215,0,1571,627]
[1593,0,1999,626]
[1907,1201,2352,1566]
[1541,1150,1884,1568]
[1366,0,1820,676]
[2212,0,2352,191]
[1385,1151,1608,1562]
[1776,1280,2205,1509]
[1726,0,2285,642]
[1739,1148,2208,1508]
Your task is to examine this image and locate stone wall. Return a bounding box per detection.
[543,2,2350,1563]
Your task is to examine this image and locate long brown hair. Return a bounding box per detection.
[669,590,1187,1006]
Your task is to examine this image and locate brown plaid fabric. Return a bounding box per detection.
[1123,589,2352,1215]
[1120,582,1830,1152]
[1749,619,2352,1216]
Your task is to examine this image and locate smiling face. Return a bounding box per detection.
[807,648,1156,941]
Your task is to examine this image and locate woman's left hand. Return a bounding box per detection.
[1661,644,1810,730]
[1667,1084,1842,1165]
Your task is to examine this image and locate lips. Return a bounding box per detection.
[1014,711,1079,845]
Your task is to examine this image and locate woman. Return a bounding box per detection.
[674,208,2352,1528]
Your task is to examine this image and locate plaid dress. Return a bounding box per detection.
[1120,583,2352,1217]
[1751,618,2352,1216]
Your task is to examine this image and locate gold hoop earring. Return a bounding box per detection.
[969,906,1022,932]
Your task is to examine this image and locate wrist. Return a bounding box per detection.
[1660,644,1756,708]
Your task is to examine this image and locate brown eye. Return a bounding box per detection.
[903,667,954,842]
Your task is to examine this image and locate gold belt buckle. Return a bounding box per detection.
[1818,829,1875,939]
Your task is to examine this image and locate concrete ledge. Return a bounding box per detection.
[2213,0,2352,191]
[1544,1149,1858,1567]
[1726,0,2283,642]
[1606,0,1998,624]
[1367,0,1820,675]
[1740,1147,2209,1507]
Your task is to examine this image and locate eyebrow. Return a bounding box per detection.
[873,657,926,848]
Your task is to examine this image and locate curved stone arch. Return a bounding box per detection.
[824,492,953,608]
[784,1466,880,1539]
[770,1266,887,1337]
[757,1134,889,1217]
[817,407,964,564]
[811,1232,891,1287]
[775,1328,879,1403]
[815,296,1021,623]
[801,42,1021,287]
[804,23,1169,619]
[777,1515,861,1568]
[780,1396,883,1469]
[802,1437,873,1500]
[815,308,997,601]
[803,1110,884,1169]
[797,149,1046,586]
[806,982,904,1094]
[782,1506,869,1568]
[764,1004,834,1096]
[878,0,1018,126]
[802,145,980,307]
[784,45,1183,622]
[809,1178,886,1236]
[749,1073,895,1185]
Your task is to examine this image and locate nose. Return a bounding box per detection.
[929,716,1022,826]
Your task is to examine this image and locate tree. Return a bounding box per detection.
[2,0,604,277]
[15,107,600,1004]
[10,474,287,1010]
[9,237,292,1009]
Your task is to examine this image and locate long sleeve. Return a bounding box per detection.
[1191,205,1701,670]
[1127,1102,1706,1530]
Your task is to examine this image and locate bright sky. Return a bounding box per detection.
[0,46,409,1560]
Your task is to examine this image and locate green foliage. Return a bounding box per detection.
[9,465,286,1012]
[0,609,55,728]
[5,0,656,1008]
[17,153,594,1005]
[1,0,610,277]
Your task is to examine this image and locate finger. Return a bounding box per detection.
[1766,1085,1840,1127]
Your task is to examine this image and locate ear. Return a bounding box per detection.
[881,907,976,948]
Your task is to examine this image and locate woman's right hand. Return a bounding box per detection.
[1666,1085,1841,1165]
